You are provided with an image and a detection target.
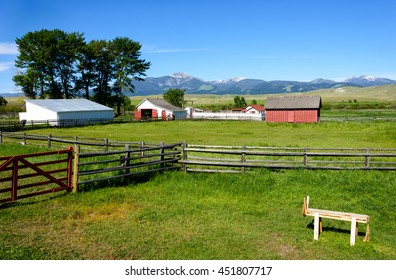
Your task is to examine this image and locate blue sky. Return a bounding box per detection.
[1,0,395,93]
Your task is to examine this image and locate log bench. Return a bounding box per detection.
[303,196,370,246]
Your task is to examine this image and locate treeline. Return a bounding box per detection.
[13,29,150,115]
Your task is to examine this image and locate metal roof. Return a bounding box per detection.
[265,95,322,109]
[139,98,185,112]
[25,99,114,112]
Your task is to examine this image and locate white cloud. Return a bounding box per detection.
[0,43,18,55]
[0,62,14,72]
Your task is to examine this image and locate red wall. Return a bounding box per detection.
[134,110,141,120]
[266,110,319,123]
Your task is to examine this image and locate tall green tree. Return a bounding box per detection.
[14,30,50,98]
[56,31,85,99]
[163,88,185,108]
[234,96,247,108]
[91,40,114,106]
[14,29,150,106]
[111,37,150,115]
[75,41,97,99]
[14,29,84,99]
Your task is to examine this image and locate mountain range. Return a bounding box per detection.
[132,73,396,95]
[2,74,396,97]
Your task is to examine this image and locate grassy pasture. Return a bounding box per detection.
[0,119,396,260]
[21,120,396,148]
[0,162,395,260]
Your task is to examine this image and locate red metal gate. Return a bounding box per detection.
[0,147,73,203]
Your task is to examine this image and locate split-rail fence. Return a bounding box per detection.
[1,132,395,203]
[180,142,396,172]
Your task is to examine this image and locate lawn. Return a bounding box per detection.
[0,168,395,259]
[0,120,395,260]
[16,119,396,148]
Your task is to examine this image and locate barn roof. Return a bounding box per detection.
[245,104,265,111]
[138,98,185,112]
[25,99,113,113]
[265,96,322,109]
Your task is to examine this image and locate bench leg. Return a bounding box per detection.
[350,217,357,246]
[319,217,323,234]
[363,223,370,242]
[314,213,320,240]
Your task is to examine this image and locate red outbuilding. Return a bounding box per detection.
[265,95,322,123]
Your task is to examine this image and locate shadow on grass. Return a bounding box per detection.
[306,219,367,238]
[77,171,162,193]
[0,192,69,210]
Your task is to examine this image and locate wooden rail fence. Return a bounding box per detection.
[0,118,132,131]
[72,142,182,191]
[0,142,182,203]
[180,142,396,172]
[0,148,73,203]
[0,131,159,152]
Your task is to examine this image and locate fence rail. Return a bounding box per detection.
[192,112,265,121]
[72,142,182,191]
[0,118,133,131]
[1,136,395,204]
[180,143,396,172]
[0,131,160,152]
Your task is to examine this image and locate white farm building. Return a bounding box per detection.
[135,98,187,120]
[19,99,114,126]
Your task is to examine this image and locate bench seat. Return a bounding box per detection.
[305,208,370,223]
[303,196,370,246]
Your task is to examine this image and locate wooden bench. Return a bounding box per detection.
[303,196,370,246]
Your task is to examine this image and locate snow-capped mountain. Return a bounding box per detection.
[343,75,396,86]
[3,74,395,97]
[130,73,396,95]
[213,77,246,84]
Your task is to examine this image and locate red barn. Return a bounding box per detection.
[265,96,322,123]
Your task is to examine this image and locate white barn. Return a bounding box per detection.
[19,99,114,126]
[135,98,187,120]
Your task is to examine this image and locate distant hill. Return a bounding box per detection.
[132,73,396,95]
[2,74,396,97]
[0,92,23,98]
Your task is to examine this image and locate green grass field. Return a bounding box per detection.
[20,119,396,148]
[1,118,396,260]
[0,164,395,259]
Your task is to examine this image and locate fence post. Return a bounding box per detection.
[304,147,308,168]
[124,144,131,183]
[22,132,26,146]
[72,145,80,193]
[73,136,78,151]
[364,147,370,169]
[140,141,145,156]
[67,146,73,190]
[0,131,2,145]
[183,140,187,173]
[104,138,109,152]
[241,146,246,172]
[160,141,165,169]
[48,134,52,148]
